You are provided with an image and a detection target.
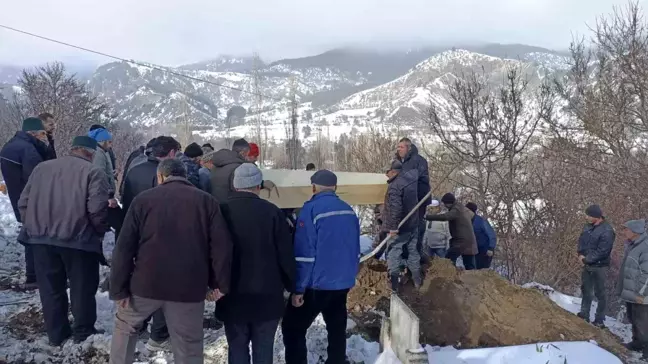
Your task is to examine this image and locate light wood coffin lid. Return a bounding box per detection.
[259,169,388,208]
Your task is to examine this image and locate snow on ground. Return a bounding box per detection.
[0,192,643,364]
[0,194,380,363]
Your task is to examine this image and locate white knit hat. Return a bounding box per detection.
[233,163,263,189]
[429,200,440,207]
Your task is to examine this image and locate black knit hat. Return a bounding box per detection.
[465,202,478,213]
[22,117,45,132]
[184,142,204,158]
[72,136,98,150]
[441,193,456,205]
[585,204,603,219]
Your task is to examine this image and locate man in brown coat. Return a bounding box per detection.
[425,193,477,270]
[109,158,233,364]
[18,136,110,346]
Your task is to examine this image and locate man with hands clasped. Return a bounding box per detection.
[576,204,615,328]
[109,158,232,364]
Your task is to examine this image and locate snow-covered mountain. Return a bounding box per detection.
[89,57,369,129]
[217,48,570,142]
[84,45,570,140]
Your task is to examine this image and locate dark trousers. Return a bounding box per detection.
[32,244,100,345]
[24,244,36,283]
[580,265,607,323]
[140,309,169,342]
[416,219,426,261]
[627,303,648,347]
[446,250,476,270]
[225,319,279,364]
[282,289,349,364]
[107,206,124,239]
[475,251,493,269]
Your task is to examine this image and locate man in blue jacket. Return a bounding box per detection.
[0,117,50,289]
[282,169,360,364]
[466,203,496,269]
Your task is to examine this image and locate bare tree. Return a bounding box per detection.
[428,69,500,214]
[11,62,108,153]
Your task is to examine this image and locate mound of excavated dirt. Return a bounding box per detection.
[348,258,629,360]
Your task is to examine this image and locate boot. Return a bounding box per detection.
[411,270,422,290]
[577,312,590,323]
[624,340,644,352]
[592,319,605,329]
[390,274,400,293]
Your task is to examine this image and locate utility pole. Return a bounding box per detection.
[252,53,264,166]
[289,76,299,170]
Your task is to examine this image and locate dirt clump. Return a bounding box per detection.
[349,258,629,360]
[348,259,391,313]
[7,306,46,340]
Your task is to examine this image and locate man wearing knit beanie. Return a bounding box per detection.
[89,127,123,239]
[179,142,203,188]
[218,163,295,363]
[577,204,615,328]
[426,192,478,270]
[618,219,648,355]
[0,117,50,289]
[247,143,260,164]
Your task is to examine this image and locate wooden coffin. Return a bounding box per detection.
[259,169,387,208]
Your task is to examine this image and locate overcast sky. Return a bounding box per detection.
[0,0,643,67]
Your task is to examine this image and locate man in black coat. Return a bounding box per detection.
[217,163,295,364]
[382,160,421,291]
[118,135,180,351]
[38,113,57,160]
[577,204,616,328]
[118,138,157,197]
[396,137,430,261]
[0,117,50,288]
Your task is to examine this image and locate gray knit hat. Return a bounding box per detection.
[233,163,263,189]
[623,219,646,235]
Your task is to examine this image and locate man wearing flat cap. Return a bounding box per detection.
[577,204,616,327]
[282,169,360,364]
[382,160,422,291]
[1,117,51,289]
[618,219,648,357]
[17,136,111,346]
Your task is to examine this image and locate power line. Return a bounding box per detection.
[0,24,285,102]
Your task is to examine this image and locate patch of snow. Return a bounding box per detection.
[425,342,621,364]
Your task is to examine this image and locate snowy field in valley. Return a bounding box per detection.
[0,193,644,363]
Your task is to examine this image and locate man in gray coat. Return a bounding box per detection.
[18,136,110,346]
[423,200,450,258]
[577,204,615,327]
[618,219,648,357]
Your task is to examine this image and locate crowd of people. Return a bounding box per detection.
[2,116,648,360]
